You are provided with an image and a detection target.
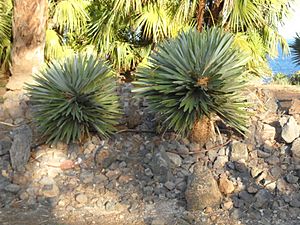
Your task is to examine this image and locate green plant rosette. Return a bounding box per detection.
[26,53,120,144]
[133,27,250,137]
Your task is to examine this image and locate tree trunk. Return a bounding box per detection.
[208,0,222,26]
[6,0,47,90]
[197,0,206,32]
[190,116,214,147]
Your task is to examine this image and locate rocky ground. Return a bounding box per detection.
[0,84,300,225]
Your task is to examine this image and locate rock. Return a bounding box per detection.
[9,124,32,172]
[80,170,94,184]
[239,191,254,204]
[0,140,12,156]
[251,167,264,178]
[164,181,175,190]
[265,155,280,165]
[149,148,172,183]
[261,124,276,142]
[218,174,235,195]
[75,194,88,204]
[4,184,21,193]
[213,156,228,169]
[257,149,271,158]
[286,173,299,184]
[289,99,300,115]
[223,200,233,210]
[230,141,248,162]
[185,163,222,210]
[270,166,282,179]
[151,218,166,225]
[145,168,153,177]
[60,160,75,170]
[94,173,108,184]
[291,138,300,159]
[247,186,258,194]
[254,189,272,208]
[41,183,60,198]
[281,116,300,143]
[166,152,182,167]
[290,198,300,208]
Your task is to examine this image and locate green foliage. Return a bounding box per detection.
[272,73,290,85]
[290,33,300,66]
[133,28,250,137]
[290,71,300,85]
[26,54,120,144]
[0,0,12,74]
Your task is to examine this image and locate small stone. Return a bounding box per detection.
[166,152,182,167]
[94,173,108,184]
[257,149,271,158]
[76,194,88,204]
[104,200,116,211]
[261,124,276,142]
[291,138,300,159]
[286,173,299,184]
[145,168,153,177]
[290,199,300,208]
[239,191,254,204]
[223,200,233,210]
[265,155,280,165]
[80,170,94,184]
[251,167,263,178]
[164,181,175,190]
[41,184,60,198]
[281,116,300,143]
[270,166,282,179]
[254,189,272,208]
[151,218,166,225]
[230,141,248,161]
[219,174,235,195]
[4,184,21,193]
[247,186,258,194]
[60,160,75,170]
[189,143,200,152]
[0,140,11,156]
[119,161,127,168]
[118,175,133,184]
[19,191,29,200]
[177,145,189,154]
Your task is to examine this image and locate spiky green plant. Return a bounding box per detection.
[133,28,250,141]
[291,33,300,66]
[26,54,120,144]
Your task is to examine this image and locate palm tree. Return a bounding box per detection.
[0,0,12,77]
[290,33,300,66]
[6,0,47,90]
[86,0,294,76]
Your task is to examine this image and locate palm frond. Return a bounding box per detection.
[52,0,90,33]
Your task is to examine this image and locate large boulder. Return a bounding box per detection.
[185,163,222,210]
[281,116,300,143]
[9,124,32,172]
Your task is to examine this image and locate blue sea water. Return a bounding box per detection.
[268,40,300,75]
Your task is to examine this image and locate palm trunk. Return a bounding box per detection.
[6,0,47,90]
[190,116,214,147]
[209,0,222,26]
[197,0,206,32]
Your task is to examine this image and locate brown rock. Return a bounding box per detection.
[218,174,235,195]
[289,99,300,115]
[185,163,222,210]
[60,160,75,170]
